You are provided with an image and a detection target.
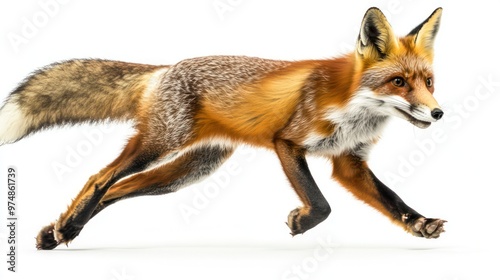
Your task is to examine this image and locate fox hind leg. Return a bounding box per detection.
[36,133,179,249]
[36,143,234,249]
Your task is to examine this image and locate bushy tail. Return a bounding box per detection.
[0,59,167,145]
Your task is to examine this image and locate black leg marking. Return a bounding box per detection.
[369,170,446,238]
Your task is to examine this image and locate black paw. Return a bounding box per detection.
[287,208,305,236]
[409,217,446,239]
[36,224,60,250]
[286,206,331,236]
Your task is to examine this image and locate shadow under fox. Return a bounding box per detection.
[0,7,446,250]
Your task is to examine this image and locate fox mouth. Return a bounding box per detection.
[395,108,431,129]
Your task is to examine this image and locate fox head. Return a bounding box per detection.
[355,7,443,128]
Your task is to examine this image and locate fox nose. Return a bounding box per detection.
[431,108,444,120]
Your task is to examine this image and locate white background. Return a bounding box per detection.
[0,1,499,279]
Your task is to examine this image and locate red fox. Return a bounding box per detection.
[0,7,445,250]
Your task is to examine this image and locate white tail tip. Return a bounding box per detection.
[0,101,28,145]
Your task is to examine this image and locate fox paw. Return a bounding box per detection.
[36,223,60,250]
[409,217,446,239]
[286,206,331,236]
[287,208,305,236]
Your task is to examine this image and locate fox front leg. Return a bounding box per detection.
[332,154,446,238]
[274,139,331,235]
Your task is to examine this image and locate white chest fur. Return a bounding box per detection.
[304,89,391,158]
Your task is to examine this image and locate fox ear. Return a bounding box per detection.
[408,8,443,56]
[356,7,397,61]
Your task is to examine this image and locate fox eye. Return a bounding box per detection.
[392,77,405,87]
[426,77,433,87]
